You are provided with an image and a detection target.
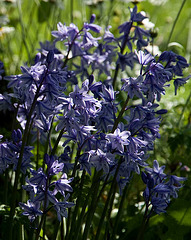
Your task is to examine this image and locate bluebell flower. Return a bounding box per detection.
[83,15,102,33]
[12,129,22,143]
[117,52,136,71]
[135,50,154,66]
[90,149,115,174]
[54,194,75,221]
[151,196,168,214]
[174,75,191,95]
[21,155,74,222]
[103,26,115,42]
[28,168,47,190]
[145,160,166,184]
[19,200,43,222]
[142,160,186,215]
[106,128,131,153]
[159,51,189,77]
[45,154,64,176]
[95,107,114,132]
[52,22,69,42]
[0,93,14,112]
[118,21,132,35]
[130,6,147,23]
[121,76,144,99]
[59,147,74,173]
[82,31,101,50]
[0,142,14,173]
[35,113,53,132]
[78,153,92,175]
[53,174,73,197]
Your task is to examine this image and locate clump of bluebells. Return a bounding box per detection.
[0,5,190,240]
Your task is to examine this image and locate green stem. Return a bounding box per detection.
[67,170,86,240]
[104,181,117,238]
[96,173,110,202]
[136,215,150,240]
[43,214,47,240]
[36,129,40,170]
[94,158,122,240]
[51,127,66,156]
[4,169,8,204]
[111,184,128,239]
[166,0,187,49]
[82,170,102,240]
[61,218,64,240]
[73,186,92,240]
[112,95,130,132]
[177,89,191,128]
[136,203,153,240]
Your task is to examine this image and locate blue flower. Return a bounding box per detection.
[142,160,186,215]
[53,174,73,197]
[135,50,154,66]
[106,128,131,153]
[145,160,166,184]
[19,200,43,222]
[130,6,147,22]
[54,194,75,221]
[121,76,144,99]
[174,76,191,95]
[52,22,69,41]
[117,52,135,71]
[90,149,115,173]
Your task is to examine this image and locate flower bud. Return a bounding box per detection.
[90,14,96,24]
[46,50,54,64]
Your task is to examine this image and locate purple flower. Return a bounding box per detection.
[106,128,131,152]
[142,160,186,215]
[53,174,73,197]
[52,22,69,41]
[19,200,43,222]
[29,168,47,190]
[174,75,191,95]
[54,194,75,221]
[121,76,144,99]
[117,52,135,71]
[135,50,154,66]
[130,6,147,22]
[90,149,115,173]
[145,160,166,184]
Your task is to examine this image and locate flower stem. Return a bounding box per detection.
[67,170,86,239]
[111,184,128,239]
[104,181,117,238]
[165,0,187,49]
[81,170,102,240]
[94,158,122,240]
[112,95,130,132]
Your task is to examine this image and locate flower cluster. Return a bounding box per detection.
[20,154,74,222]
[0,129,33,174]
[0,5,189,234]
[142,160,186,214]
